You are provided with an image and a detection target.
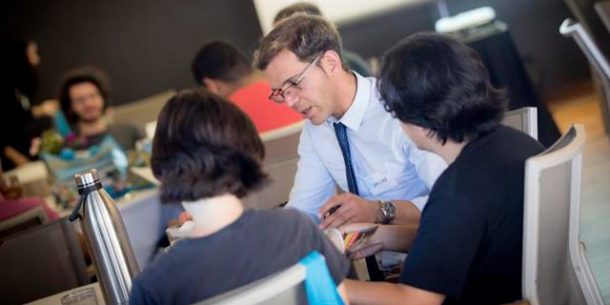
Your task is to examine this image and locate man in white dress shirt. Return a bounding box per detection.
[254,14,446,229]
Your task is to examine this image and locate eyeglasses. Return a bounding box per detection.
[269,56,321,104]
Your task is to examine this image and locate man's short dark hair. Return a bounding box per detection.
[378,33,507,144]
[254,14,346,71]
[58,66,111,125]
[191,41,253,85]
[151,89,268,203]
[273,2,322,24]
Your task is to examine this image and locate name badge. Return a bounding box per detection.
[363,169,395,196]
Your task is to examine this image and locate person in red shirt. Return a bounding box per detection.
[191,41,302,133]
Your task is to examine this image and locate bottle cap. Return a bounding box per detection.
[74,168,99,188]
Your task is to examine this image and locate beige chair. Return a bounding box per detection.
[503,107,538,139]
[108,89,176,132]
[560,18,610,135]
[0,218,89,305]
[243,120,306,209]
[0,205,48,240]
[522,124,605,305]
[195,262,307,305]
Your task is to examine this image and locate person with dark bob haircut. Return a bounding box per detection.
[129,89,351,305]
[340,33,545,305]
[378,32,506,145]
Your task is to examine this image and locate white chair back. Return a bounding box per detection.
[523,124,605,305]
[503,106,538,139]
[195,263,306,305]
[243,121,305,209]
[560,18,610,135]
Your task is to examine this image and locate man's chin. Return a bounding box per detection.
[80,117,102,124]
[309,116,326,126]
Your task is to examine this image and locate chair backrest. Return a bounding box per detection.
[0,205,48,240]
[195,263,307,305]
[117,189,164,270]
[0,218,89,305]
[522,124,604,305]
[243,121,305,209]
[560,18,610,136]
[503,106,539,139]
[560,19,610,85]
[108,89,176,132]
[145,120,157,140]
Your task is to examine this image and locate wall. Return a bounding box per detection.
[338,0,591,95]
[2,0,591,104]
[1,0,263,105]
[253,0,433,34]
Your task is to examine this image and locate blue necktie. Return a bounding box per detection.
[333,122,385,282]
[333,122,359,195]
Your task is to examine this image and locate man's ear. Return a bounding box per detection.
[202,78,220,95]
[321,50,343,75]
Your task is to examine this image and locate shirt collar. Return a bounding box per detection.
[327,72,370,132]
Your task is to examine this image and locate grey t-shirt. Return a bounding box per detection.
[129,208,350,305]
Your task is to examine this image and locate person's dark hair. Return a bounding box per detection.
[378,32,507,144]
[273,2,322,24]
[191,41,253,85]
[4,38,38,101]
[254,14,346,71]
[151,89,268,203]
[58,66,111,125]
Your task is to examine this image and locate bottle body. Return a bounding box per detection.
[73,169,139,305]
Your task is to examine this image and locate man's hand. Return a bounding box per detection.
[166,212,193,228]
[319,193,378,229]
[339,223,384,260]
[31,99,59,118]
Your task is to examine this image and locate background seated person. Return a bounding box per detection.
[342,33,545,305]
[0,160,58,223]
[129,89,350,305]
[58,67,142,151]
[254,14,446,230]
[191,40,302,133]
[1,39,58,170]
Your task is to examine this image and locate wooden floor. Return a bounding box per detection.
[546,85,610,302]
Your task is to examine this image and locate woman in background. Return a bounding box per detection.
[1,38,57,170]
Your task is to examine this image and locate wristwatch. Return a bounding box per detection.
[377,200,396,224]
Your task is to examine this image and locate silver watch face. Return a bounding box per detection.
[381,201,396,223]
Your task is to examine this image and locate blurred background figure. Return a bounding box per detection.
[191,40,302,133]
[273,1,373,77]
[58,66,142,151]
[1,38,58,170]
[0,158,59,238]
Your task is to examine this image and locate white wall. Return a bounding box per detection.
[253,0,432,34]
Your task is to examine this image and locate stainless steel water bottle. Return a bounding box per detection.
[69,169,139,305]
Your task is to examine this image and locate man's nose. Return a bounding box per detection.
[285,94,299,109]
